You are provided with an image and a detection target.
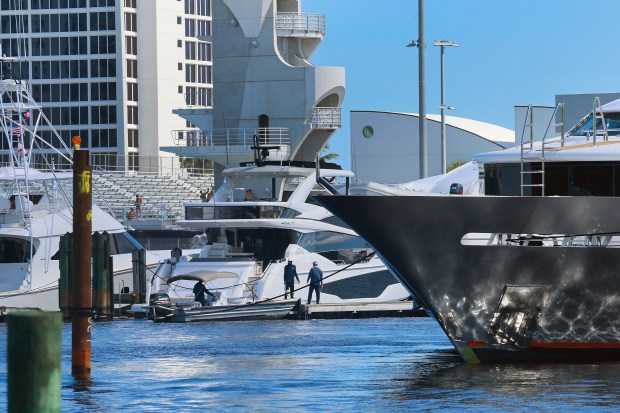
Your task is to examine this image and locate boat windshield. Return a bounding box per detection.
[567,112,620,137]
[0,237,32,263]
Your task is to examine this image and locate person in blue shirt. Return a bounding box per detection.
[283,259,300,299]
[307,261,323,304]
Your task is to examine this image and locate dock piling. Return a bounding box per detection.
[8,312,61,413]
[72,147,92,378]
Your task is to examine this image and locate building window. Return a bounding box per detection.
[127,82,138,102]
[90,11,115,30]
[178,86,183,93]
[185,41,195,60]
[124,0,136,8]
[128,152,139,172]
[125,35,137,55]
[177,39,182,48]
[178,62,182,71]
[177,16,182,24]
[91,129,117,148]
[128,129,139,148]
[126,59,138,78]
[90,35,116,54]
[90,58,116,77]
[124,12,137,32]
[127,105,138,125]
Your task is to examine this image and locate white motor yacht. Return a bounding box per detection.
[147,162,413,307]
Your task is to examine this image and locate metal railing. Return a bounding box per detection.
[172,127,292,148]
[276,13,326,35]
[90,155,213,177]
[306,107,341,129]
[279,52,312,67]
[184,89,213,108]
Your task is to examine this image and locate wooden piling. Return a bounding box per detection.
[8,312,61,413]
[72,148,92,378]
[92,232,112,319]
[132,248,147,303]
[58,233,73,320]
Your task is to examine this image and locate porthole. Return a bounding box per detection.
[362,126,374,139]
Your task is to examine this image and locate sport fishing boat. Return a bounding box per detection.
[144,161,413,309]
[0,55,167,312]
[316,98,620,363]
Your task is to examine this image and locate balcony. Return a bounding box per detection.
[164,127,293,167]
[172,127,292,148]
[276,13,325,37]
[306,108,341,129]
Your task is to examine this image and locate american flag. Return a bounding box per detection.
[11,125,24,135]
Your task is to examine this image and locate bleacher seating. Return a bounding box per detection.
[92,172,214,222]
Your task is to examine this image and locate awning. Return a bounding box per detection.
[166,271,238,284]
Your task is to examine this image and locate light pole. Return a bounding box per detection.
[407,0,427,178]
[433,39,458,174]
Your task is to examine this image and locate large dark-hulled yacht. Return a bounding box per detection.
[317,98,620,363]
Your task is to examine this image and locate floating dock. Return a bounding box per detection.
[298,301,427,319]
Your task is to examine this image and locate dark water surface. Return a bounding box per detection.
[1,317,619,412]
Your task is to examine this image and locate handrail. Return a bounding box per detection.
[171,127,292,148]
[276,13,326,34]
[592,96,609,145]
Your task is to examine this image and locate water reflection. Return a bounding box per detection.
[389,359,620,411]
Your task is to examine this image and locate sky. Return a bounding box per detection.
[306,0,620,170]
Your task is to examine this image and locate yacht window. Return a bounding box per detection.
[572,164,613,196]
[297,231,369,253]
[0,237,32,263]
[567,113,620,137]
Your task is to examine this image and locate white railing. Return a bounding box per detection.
[279,52,312,67]
[172,127,292,148]
[306,108,341,129]
[276,13,326,35]
[90,155,213,177]
[184,89,213,108]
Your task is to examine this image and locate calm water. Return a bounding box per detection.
[1,317,620,412]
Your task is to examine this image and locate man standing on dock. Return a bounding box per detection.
[283,259,300,299]
[307,261,323,304]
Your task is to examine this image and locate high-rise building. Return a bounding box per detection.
[0,0,212,172]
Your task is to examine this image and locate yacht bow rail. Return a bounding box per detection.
[276,13,326,35]
[172,128,292,148]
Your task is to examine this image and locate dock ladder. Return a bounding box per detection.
[519,103,565,196]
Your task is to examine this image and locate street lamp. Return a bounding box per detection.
[433,39,458,174]
[406,0,427,178]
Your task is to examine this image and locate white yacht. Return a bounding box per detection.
[147,161,412,307]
